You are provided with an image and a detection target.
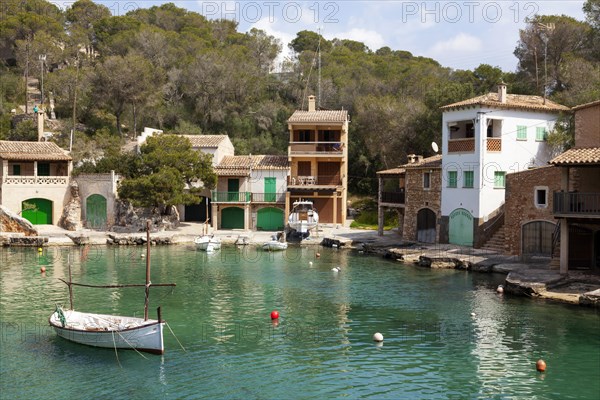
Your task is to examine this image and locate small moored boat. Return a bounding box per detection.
[194,235,221,252]
[288,200,319,237]
[262,235,288,251]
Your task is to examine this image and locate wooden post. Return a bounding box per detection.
[378,175,384,236]
[144,220,151,321]
[68,254,74,310]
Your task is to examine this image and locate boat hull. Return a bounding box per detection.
[194,236,221,252]
[49,310,164,354]
[262,241,288,251]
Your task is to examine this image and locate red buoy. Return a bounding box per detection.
[40,266,46,273]
[270,310,279,320]
[536,359,546,372]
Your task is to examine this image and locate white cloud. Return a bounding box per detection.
[430,33,482,55]
[325,28,386,51]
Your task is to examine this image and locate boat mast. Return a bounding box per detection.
[68,254,74,310]
[144,220,151,321]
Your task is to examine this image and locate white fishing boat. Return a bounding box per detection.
[194,235,221,252]
[49,222,176,355]
[262,235,288,251]
[288,200,319,235]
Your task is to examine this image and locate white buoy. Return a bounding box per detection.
[497,285,504,294]
[332,267,340,272]
[471,312,476,317]
[309,261,313,266]
[373,332,384,342]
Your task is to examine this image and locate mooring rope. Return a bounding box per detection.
[165,322,186,352]
[115,330,148,360]
[112,331,122,369]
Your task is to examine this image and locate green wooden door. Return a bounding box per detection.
[264,177,276,202]
[86,194,107,229]
[257,207,284,231]
[221,207,244,229]
[228,179,239,202]
[21,198,52,225]
[449,208,473,246]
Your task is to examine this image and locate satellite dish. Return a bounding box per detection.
[431,142,439,153]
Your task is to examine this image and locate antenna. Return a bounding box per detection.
[317,27,322,109]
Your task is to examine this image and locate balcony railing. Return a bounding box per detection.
[288,175,342,187]
[211,192,286,203]
[212,191,251,203]
[289,142,345,155]
[1,175,69,185]
[251,192,286,203]
[486,138,502,152]
[448,138,475,153]
[381,191,405,204]
[553,192,600,216]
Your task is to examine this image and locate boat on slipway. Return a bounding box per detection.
[287,200,319,240]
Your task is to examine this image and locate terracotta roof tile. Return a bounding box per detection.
[0,140,72,161]
[572,99,600,111]
[441,93,569,113]
[288,110,348,124]
[402,154,442,169]
[550,147,600,165]
[376,167,405,175]
[215,155,289,176]
[180,135,228,148]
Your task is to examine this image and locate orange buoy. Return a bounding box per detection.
[316,253,321,258]
[536,359,546,372]
[40,266,46,273]
[270,310,279,320]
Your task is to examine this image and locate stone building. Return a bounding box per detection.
[377,154,442,243]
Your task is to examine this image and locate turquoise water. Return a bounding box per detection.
[1,245,599,399]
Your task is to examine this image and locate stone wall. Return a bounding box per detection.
[504,165,561,255]
[0,205,37,236]
[403,167,442,242]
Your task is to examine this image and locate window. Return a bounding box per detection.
[463,171,474,188]
[517,125,527,140]
[448,171,457,188]
[37,163,50,176]
[299,130,311,142]
[536,127,548,141]
[466,123,475,138]
[12,165,21,176]
[494,171,506,188]
[535,187,548,208]
[423,172,431,189]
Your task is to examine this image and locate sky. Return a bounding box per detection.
[98,0,587,71]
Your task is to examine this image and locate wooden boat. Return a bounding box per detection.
[194,235,221,252]
[49,221,176,355]
[262,239,288,251]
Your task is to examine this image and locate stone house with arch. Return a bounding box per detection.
[0,140,72,226]
[377,154,442,243]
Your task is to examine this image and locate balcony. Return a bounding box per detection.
[1,175,69,185]
[381,191,405,205]
[448,138,475,153]
[211,191,251,203]
[289,142,345,155]
[211,192,286,204]
[553,192,600,218]
[288,175,342,188]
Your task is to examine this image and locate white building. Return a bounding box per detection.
[440,84,569,247]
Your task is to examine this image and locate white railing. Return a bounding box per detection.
[2,175,69,185]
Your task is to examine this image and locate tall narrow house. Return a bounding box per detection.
[440,83,569,247]
[286,96,349,226]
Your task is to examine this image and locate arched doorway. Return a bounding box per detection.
[257,207,284,231]
[21,198,52,225]
[449,208,473,246]
[417,208,436,243]
[521,220,555,257]
[86,194,107,229]
[221,207,244,229]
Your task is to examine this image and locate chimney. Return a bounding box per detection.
[498,82,507,104]
[308,95,316,112]
[37,110,44,141]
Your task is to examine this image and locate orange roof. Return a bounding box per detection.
[572,99,600,111]
[215,155,289,176]
[180,135,229,148]
[441,93,569,113]
[0,140,72,161]
[550,147,600,166]
[288,110,348,124]
[376,167,405,175]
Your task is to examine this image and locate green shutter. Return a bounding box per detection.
[264,177,276,202]
[463,171,474,188]
[536,127,548,141]
[38,163,50,176]
[494,171,506,188]
[448,171,457,188]
[13,165,21,175]
[517,125,527,140]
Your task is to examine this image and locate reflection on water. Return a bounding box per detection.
[1,245,599,399]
